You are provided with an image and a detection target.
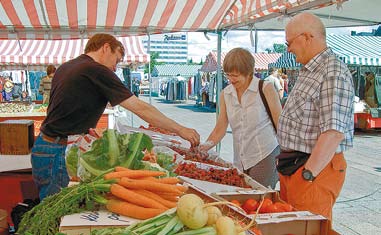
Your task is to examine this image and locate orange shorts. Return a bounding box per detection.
[279,152,346,221]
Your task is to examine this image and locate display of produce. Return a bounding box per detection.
[18,167,186,234]
[3,126,322,235]
[174,162,251,188]
[170,146,227,167]
[91,193,260,235]
[0,102,33,113]
[32,103,48,113]
[233,198,293,214]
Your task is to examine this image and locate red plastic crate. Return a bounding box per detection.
[0,172,39,224]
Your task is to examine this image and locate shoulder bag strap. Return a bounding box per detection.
[258,79,277,132]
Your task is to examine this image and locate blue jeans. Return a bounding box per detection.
[31,135,69,200]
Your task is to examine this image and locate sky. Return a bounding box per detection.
[186,25,379,63]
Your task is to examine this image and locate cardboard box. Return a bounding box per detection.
[212,191,329,235]
[255,211,328,235]
[59,210,138,235]
[0,120,34,155]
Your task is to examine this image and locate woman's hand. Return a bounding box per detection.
[198,140,215,152]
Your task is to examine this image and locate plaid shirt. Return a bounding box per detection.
[278,48,354,153]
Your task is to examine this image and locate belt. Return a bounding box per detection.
[40,132,67,145]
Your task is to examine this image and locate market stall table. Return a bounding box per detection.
[0,108,115,138]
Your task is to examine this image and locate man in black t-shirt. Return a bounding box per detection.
[32,33,200,200]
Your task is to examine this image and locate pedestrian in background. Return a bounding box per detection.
[200,48,282,189]
[277,12,354,226]
[39,65,56,104]
[265,67,283,100]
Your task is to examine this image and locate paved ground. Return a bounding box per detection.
[120,95,381,235]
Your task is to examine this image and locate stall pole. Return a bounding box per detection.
[216,31,222,154]
[148,33,152,105]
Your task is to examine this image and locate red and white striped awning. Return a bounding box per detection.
[0,0,342,40]
[0,36,149,70]
[201,51,281,72]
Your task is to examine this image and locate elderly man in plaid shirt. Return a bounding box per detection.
[277,12,354,226]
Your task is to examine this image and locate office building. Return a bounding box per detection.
[142,33,188,64]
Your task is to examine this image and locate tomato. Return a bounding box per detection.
[281,202,294,212]
[230,199,242,207]
[250,227,263,235]
[242,198,258,213]
[267,203,283,213]
[259,198,273,213]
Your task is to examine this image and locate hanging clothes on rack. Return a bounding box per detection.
[208,73,217,103]
[165,77,187,102]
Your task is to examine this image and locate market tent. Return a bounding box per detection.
[254,53,282,71]
[0,36,149,70]
[152,64,202,77]
[200,51,281,72]
[0,0,342,40]
[200,52,226,73]
[268,52,301,69]
[326,35,381,66]
[269,35,381,69]
[227,0,380,31]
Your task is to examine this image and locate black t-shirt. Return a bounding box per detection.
[41,54,133,137]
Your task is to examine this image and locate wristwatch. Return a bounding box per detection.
[302,168,315,181]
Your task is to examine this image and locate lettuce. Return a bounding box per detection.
[65,145,79,178]
[78,130,153,182]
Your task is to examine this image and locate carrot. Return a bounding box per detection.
[140,177,180,185]
[104,169,166,180]
[175,184,188,192]
[110,184,167,209]
[115,166,131,172]
[106,198,166,220]
[118,177,183,194]
[158,193,180,202]
[134,189,177,208]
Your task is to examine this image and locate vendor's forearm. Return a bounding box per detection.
[120,97,183,134]
[305,130,344,176]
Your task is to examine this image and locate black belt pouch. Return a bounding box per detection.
[276,151,310,176]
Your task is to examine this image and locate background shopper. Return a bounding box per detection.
[39,65,56,104]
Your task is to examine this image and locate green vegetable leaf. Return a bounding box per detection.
[105,129,120,166]
[65,145,79,177]
[121,132,153,169]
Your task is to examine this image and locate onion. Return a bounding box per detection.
[215,216,236,235]
[176,194,209,229]
[206,206,222,225]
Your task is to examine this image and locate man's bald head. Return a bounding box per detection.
[286,12,326,40]
[285,13,327,64]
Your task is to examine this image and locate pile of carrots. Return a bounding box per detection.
[101,166,187,220]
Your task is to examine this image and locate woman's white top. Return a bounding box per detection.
[223,77,278,171]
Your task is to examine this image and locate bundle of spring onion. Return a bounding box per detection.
[17,177,115,235]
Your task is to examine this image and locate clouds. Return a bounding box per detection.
[187,25,378,63]
[187,30,285,63]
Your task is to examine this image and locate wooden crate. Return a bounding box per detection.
[0,120,34,155]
